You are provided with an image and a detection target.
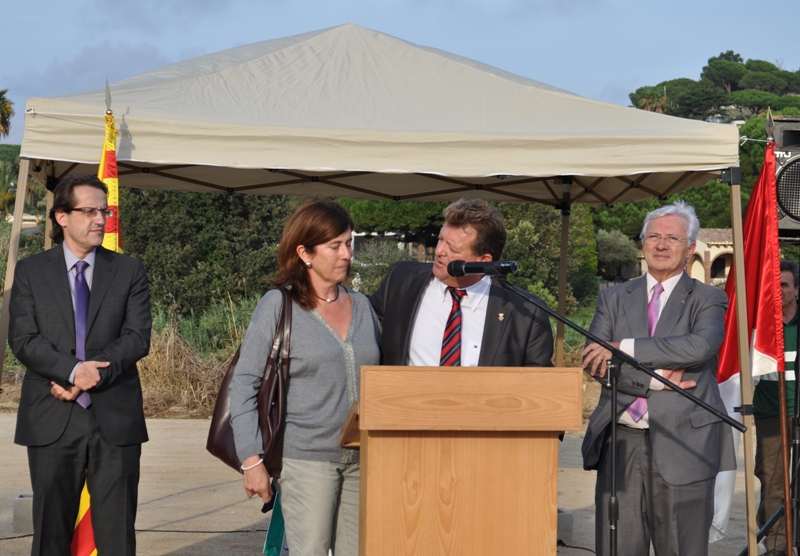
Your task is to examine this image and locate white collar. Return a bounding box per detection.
[432,275,492,312]
[645,271,683,298]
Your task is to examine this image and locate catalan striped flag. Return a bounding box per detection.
[70,481,97,556]
[99,112,122,252]
[69,109,122,556]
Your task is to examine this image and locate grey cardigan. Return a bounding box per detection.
[230,288,381,464]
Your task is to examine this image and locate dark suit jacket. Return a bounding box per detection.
[369,261,553,367]
[10,244,152,447]
[581,273,737,486]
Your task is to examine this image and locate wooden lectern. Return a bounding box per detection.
[357,366,582,556]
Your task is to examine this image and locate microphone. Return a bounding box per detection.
[447,260,519,277]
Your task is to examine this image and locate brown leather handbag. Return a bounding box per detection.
[206,288,292,476]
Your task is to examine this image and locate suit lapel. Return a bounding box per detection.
[44,244,76,334]
[86,247,118,337]
[654,273,693,337]
[622,276,649,338]
[478,279,511,365]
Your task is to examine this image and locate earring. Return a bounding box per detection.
[305,261,312,268]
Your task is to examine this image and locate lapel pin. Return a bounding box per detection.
[498,313,505,321]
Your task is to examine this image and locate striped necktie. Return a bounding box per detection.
[440,287,467,366]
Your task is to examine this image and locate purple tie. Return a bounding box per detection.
[74,261,91,409]
[627,282,664,422]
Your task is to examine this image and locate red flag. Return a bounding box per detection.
[717,142,784,383]
[711,142,784,540]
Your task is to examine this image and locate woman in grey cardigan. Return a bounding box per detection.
[230,200,380,556]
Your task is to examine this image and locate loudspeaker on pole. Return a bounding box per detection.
[775,116,800,242]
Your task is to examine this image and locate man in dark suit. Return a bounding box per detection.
[370,198,553,368]
[581,201,735,555]
[10,174,151,556]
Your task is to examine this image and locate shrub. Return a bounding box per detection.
[350,237,414,295]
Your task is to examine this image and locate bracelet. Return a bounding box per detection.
[241,458,263,471]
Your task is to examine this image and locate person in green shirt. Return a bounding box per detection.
[753,259,799,555]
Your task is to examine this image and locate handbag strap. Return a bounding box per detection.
[259,288,292,389]
[278,288,292,380]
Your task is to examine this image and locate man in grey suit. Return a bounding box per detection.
[581,201,735,555]
[10,174,151,556]
[370,198,553,369]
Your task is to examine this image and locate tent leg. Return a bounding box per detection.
[555,190,571,367]
[728,175,759,556]
[0,158,31,380]
[44,190,53,250]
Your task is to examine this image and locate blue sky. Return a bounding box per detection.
[3,0,799,145]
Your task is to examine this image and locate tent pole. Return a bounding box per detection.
[728,169,759,555]
[44,190,53,250]
[43,160,54,250]
[0,158,31,380]
[555,181,571,367]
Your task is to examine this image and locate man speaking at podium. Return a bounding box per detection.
[370,198,553,368]
[581,201,735,556]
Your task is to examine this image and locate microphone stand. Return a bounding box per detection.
[792,309,800,554]
[494,278,747,556]
[607,356,621,555]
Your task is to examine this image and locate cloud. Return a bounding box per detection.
[77,0,238,36]
[178,46,208,62]
[362,0,597,17]
[7,41,171,98]
[1,42,172,144]
[595,83,634,107]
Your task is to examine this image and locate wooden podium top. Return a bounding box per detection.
[359,366,582,432]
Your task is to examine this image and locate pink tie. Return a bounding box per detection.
[627,282,664,422]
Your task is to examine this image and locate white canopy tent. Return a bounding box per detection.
[8,23,760,553]
[15,21,743,384]
[19,24,737,205]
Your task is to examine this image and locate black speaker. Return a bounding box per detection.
[775,117,800,241]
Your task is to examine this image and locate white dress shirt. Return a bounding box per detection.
[407,275,492,367]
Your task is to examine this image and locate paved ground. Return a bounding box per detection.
[0,414,754,555]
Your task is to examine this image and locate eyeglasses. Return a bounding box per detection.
[70,207,114,219]
[643,233,688,246]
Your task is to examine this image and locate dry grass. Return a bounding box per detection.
[0,327,231,419]
[0,379,21,413]
[138,326,231,419]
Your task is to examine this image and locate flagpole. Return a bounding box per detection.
[778,372,793,549]
[555,179,571,367]
[727,167,759,555]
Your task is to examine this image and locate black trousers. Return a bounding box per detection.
[27,403,141,556]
